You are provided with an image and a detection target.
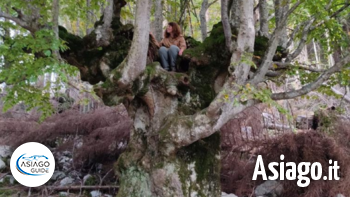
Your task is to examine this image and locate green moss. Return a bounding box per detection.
[145,62,158,76]
[116,166,152,197]
[178,161,191,196]
[111,17,124,30]
[0,189,15,197]
[185,36,201,48]
[111,69,123,82]
[137,81,150,97]
[84,175,97,186]
[179,22,231,112]
[202,22,226,53]
[159,116,177,139]
[176,132,221,196]
[190,66,217,108]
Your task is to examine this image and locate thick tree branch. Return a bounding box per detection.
[110,0,151,88]
[162,94,257,153]
[271,55,350,100]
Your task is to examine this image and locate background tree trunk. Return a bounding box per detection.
[274,0,288,47]
[52,0,60,60]
[154,0,164,41]
[221,0,232,50]
[200,0,209,41]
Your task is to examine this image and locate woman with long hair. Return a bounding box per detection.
[150,22,187,72]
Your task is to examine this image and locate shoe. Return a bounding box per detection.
[170,66,176,72]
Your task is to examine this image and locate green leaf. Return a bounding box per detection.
[44,50,52,57]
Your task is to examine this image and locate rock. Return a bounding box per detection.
[296,115,313,129]
[51,171,65,181]
[62,151,72,157]
[255,180,283,197]
[221,192,238,197]
[60,177,74,186]
[57,154,72,172]
[90,190,102,197]
[68,170,82,180]
[75,138,83,149]
[336,194,345,197]
[0,146,12,158]
[0,159,6,171]
[59,192,69,197]
[96,163,103,172]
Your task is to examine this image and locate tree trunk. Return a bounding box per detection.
[154,0,163,41]
[188,8,194,37]
[52,0,61,60]
[200,0,209,41]
[274,0,288,47]
[229,0,240,31]
[231,0,255,84]
[221,0,232,50]
[259,0,269,36]
[116,94,221,197]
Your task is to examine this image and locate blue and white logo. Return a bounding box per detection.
[16,154,51,176]
[10,142,55,187]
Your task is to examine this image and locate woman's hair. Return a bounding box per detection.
[164,22,182,38]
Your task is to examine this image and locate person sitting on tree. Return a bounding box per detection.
[150,22,187,72]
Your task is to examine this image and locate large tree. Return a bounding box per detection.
[0,0,350,196]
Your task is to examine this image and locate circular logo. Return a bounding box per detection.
[10,142,55,187]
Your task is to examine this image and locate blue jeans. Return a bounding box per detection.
[159,45,179,71]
